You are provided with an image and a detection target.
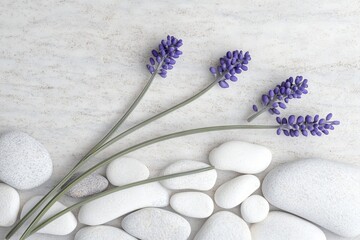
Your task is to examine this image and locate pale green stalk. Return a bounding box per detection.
[6,69,159,240]
[30,166,214,234]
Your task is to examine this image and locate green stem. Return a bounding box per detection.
[30,166,214,235]
[21,124,278,239]
[6,71,157,240]
[247,106,270,122]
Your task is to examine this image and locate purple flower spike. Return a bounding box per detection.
[146,35,183,78]
[277,113,339,137]
[248,76,309,122]
[209,50,251,88]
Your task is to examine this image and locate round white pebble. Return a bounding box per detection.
[0,131,53,190]
[214,175,260,209]
[106,157,149,186]
[161,160,217,191]
[0,183,20,227]
[209,141,272,174]
[21,196,77,235]
[241,195,269,223]
[170,192,214,218]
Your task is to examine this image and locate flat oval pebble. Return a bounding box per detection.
[75,226,136,240]
[251,211,326,240]
[21,196,77,235]
[106,157,149,186]
[0,131,53,190]
[170,192,214,218]
[194,211,251,240]
[66,173,109,198]
[214,175,260,209]
[262,158,360,237]
[122,208,191,240]
[0,183,20,227]
[241,195,269,223]
[161,160,217,190]
[78,182,169,225]
[209,141,271,174]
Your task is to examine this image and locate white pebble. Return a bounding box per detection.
[161,160,217,190]
[0,183,20,227]
[0,131,53,190]
[66,173,109,198]
[214,175,260,209]
[21,196,77,235]
[209,141,271,174]
[170,192,214,218]
[194,211,251,240]
[241,195,269,223]
[78,182,169,225]
[251,211,326,240]
[262,158,360,237]
[75,225,136,240]
[122,208,191,240]
[106,157,149,186]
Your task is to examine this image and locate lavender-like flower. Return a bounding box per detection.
[146,35,183,78]
[276,113,340,137]
[209,50,251,88]
[248,76,308,122]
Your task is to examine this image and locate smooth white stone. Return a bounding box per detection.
[21,196,77,235]
[78,182,169,225]
[209,141,272,174]
[161,160,217,190]
[75,226,136,240]
[106,157,149,186]
[170,192,214,218]
[214,175,260,209]
[0,183,20,227]
[66,173,109,198]
[122,208,191,240]
[0,131,53,190]
[241,195,269,223]
[251,211,326,240]
[194,211,251,240]
[262,158,360,237]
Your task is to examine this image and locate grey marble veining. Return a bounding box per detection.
[0,0,360,239]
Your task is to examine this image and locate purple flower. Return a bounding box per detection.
[146,35,183,78]
[247,76,309,122]
[276,113,339,137]
[209,50,251,88]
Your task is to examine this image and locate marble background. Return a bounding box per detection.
[1,0,360,239]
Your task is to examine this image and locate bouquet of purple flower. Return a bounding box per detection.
[8,35,340,239]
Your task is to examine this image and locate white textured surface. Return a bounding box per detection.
[161,160,217,190]
[78,182,169,225]
[106,157,149,186]
[0,131,53,190]
[0,0,359,239]
[75,226,136,240]
[262,158,360,237]
[209,141,272,174]
[122,208,191,240]
[251,211,326,240]
[21,196,77,236]
[240,195,269,223]
[194,211,251,240]
[0,183,20,227]
[170,192,214,218]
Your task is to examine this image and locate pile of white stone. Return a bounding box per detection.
[1,131,360,240]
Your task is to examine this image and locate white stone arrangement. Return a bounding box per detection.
[0,131,360,239]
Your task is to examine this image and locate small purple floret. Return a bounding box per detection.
[251,76,309,116]
[146,35,183,78]
[209,50,251,88]
[277,113,340,137]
